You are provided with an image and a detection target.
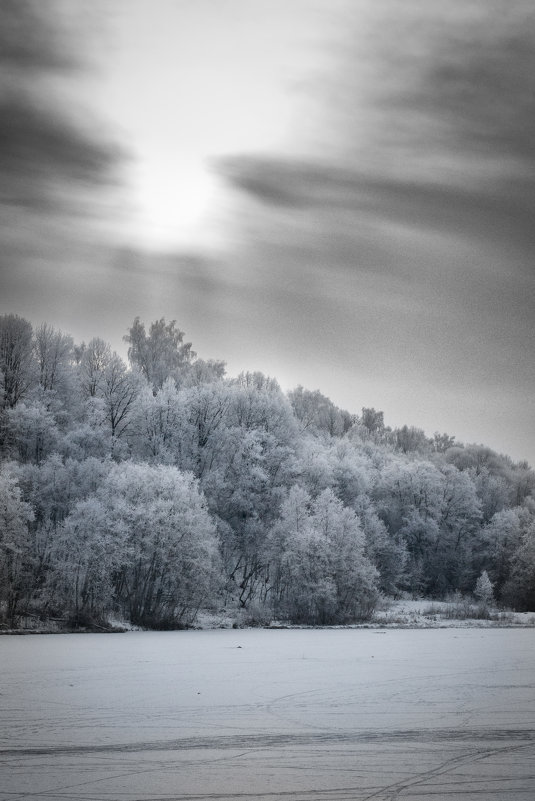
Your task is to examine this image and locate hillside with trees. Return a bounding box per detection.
[1,313,534,629]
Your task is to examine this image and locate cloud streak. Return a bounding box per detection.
[0,1,124,214]
[383,1,535,169]
[218,156,535,255]
[0,0,78,73]
[0,97,122,210]
[0,0,130,348]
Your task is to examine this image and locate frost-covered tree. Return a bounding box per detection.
[393,425,431,455]
[1,312,534,626]
[501,519,535,611]
[106,462,221,626]
[207,427,285,607]
[268,486,378,623]
[470,467,510,523]
[129,378,185,463]
[47,496,119,624]
[0,466,34,624]
[433,463,481,592]
[288,385,352,437]
[295,437,335,496]
[77,337,111,399]
[330,440,372,505]
[432,432,456,453]
[268,485,334,623]
[375,458,481,594]
[195,376,298,606]
[34,323,74,395]
[312,488,379,620]
[357,497,407,595]
[42,461,221,626]
[4,399,60,463]
[179,382,232,476]
[0,314,36,408]
[474,570,494,607]
[100,354,141,444]
[13,455,111,601]
[474,508,523,596]
[360,407,385,435]
[124,317,195,392]
[183,358,226,387]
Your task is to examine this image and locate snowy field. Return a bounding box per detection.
[1,629,534,800]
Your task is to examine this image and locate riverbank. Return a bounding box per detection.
[3,598,534,634]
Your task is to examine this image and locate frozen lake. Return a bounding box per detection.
[1,628,534,800]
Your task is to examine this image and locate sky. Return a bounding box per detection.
[1,0,534,465]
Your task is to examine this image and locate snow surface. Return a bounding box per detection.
[1,628,534,800]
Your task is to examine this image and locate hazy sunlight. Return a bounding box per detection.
[133,158,219,250]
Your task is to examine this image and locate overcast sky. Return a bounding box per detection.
[1,0,534,465]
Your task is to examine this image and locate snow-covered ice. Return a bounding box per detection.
[1,628,534,799]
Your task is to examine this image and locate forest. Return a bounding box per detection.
[1,312,535,629]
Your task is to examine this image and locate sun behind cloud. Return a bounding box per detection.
[130,156,221,251]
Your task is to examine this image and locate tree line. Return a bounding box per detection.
[1,313,534,628]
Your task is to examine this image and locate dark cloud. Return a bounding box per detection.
[0,0,129,364]
[0,1,124,214]
[380,1,535,168]
[0,0,78,73]
[218,155,535,257]
[218,157,318,208]
[0,97,122,211]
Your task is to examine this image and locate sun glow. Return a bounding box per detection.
[132,158,220,250]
